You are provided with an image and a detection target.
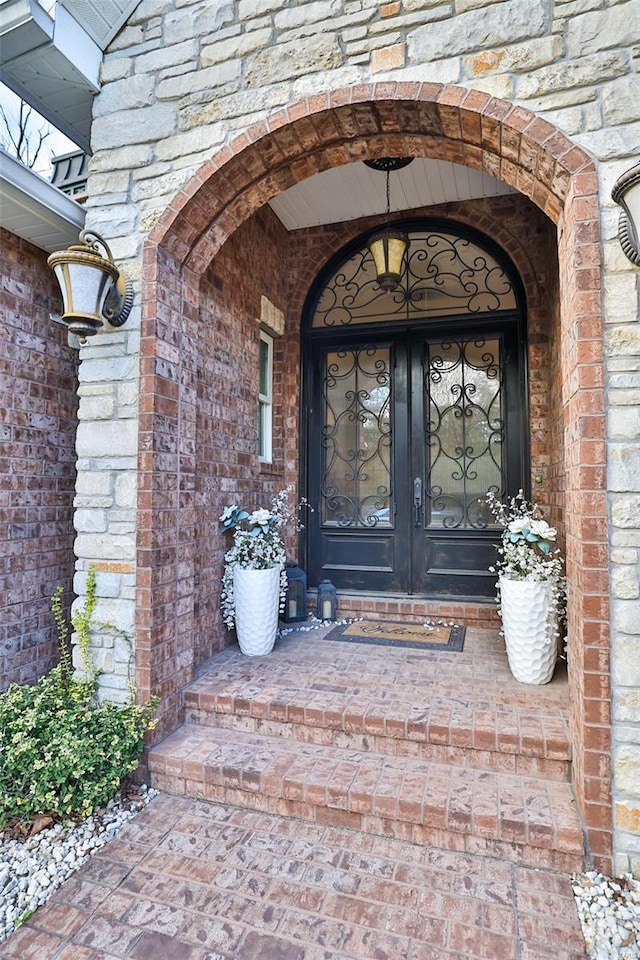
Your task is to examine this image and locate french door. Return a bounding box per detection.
[305,322,526,598]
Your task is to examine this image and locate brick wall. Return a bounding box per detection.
[0,228,78,689]
[136,207,291,734]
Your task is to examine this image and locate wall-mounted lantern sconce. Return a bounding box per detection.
[47,230,133,340]
[363,157,413,292]
[612,163,640,266]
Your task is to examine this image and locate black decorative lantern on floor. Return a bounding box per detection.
[284,563,308,623]
[317,579,338,622]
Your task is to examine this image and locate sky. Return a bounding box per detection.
[0,82,80,179]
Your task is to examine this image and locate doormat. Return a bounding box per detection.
[324,619,466,652]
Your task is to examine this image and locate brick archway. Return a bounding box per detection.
[140,83,610,870]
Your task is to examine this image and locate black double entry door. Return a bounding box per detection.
[305,321,526,599]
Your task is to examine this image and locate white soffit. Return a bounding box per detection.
[0,0,140,152]
[0,146,85,251]
[268,158,515,230]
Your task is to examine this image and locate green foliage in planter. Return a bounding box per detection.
[0,568,158,829]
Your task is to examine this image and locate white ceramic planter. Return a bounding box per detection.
[499,576,558,684]
[232,565,281,656]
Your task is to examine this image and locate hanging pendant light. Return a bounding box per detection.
[364,157,413,291]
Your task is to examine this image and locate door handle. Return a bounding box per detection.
[413,476,422,527]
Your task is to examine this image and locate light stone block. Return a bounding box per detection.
[614,744,640,795]
[108,23,145,52]
[94,598,136,634]
[156,61,241,100]
[612,549,638,564]
[602,75,640,126]
[612,496,640,529]
[246,34,343,85]
[613,600,640,635]
[100,57,132,83]
[74,509,108,533]
[114,635,134,667]
[179,84,288,129]
[274,0,342,30]
[131,167,196,202]
[78,395,115,421]
[608,407,640,441]
[155,124,227,161]
[115,473,138,509]
[575,121,640,161]
[612,564,640,600]
[76,420,138,459]
[407,0,547,62]
[518,52,628,100]
[76,472,113,496]
[164,1,235,44]
[464,36,562,78]
[609,443,640,493]
[91,104,178,150]
[613,689,640,722]
[79,357,137,384]
[73,644,114,675]
[606,325,640,359]
[133,38,198,74]
[117,380,139,410]
[75,532,136,562]
[128,0,174,23]
[90,145,153,173]
[565,2,640,58]
[201,27,273,65]
[93,75,156,117]
[239,0,286,18]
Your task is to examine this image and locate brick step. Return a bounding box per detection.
[183,680,571,781]
[148,723,586,873]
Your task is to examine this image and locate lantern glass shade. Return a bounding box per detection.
[284,564,308,623]
[367,229,409,291]
[52,260,115,326]
[317,579,337,622]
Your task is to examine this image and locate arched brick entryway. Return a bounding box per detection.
[139,83,611,870]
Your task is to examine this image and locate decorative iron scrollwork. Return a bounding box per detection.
[313,231,516,327]
[425,338,504,530]
[322,347,392,528]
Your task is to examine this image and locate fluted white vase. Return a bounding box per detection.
[232,565,281,656]
[499,576,558,684]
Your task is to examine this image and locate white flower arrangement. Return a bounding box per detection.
[219,486,307,630]
[485,489,566,647]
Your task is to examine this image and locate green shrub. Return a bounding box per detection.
[0,568,158,829]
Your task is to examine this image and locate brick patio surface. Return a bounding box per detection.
[7,792,587,960]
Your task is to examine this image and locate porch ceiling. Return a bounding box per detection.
[268,157,515,230]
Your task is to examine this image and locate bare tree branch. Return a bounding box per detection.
[0,99,51,169]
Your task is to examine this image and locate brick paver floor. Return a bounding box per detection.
[7,792,588,960]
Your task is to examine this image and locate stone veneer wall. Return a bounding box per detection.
[0,229,78,689]
[76,0,639,872]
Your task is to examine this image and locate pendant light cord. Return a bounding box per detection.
[385,169,391,225]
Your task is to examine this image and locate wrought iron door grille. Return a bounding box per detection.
[321,346,392,527]
[425,338,504,530]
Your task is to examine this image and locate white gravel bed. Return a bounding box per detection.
[0,783,157,943]
[572,872,640,959]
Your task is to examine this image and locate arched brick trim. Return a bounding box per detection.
[139,83,611,870]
